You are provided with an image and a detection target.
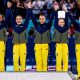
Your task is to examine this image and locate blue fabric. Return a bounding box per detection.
[0,21,5,30]
[30,9,55,34]
[30,10,78,33]
[54,11,68,33]
[54,11,78,33]
[6,8,30,34]
[13,24,26,34]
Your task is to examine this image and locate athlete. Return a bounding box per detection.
[27,1,55,71]
[6,2,30,71]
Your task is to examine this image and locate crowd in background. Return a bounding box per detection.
[0,0,80,37]
[0,0,80,18]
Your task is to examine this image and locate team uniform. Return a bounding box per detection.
[0,11,10,71]
[75,2,80,77]
[75,22,80,77]
[6,8,30,71]
[0,22,6,71]
[30,10,54,71]
[52,10,77,71]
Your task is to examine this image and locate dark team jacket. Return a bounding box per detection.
[0,10,10,42]
[29,9,54,44]
[75,29,80,44]
[74,18,80,44]
[0,22,6,42]
[52,10,78,43]
[6,8,30,44]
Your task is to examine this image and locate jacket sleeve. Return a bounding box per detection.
[67,12,79,28]
[9,8,16,27]
[47,11,55,29]
[4,8,11,27]
[23,9,30,29]
[29,9,38,28]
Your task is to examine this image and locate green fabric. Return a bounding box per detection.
[0,28,7,42]
[34,30,50,44]
[12,29,27,44]
[52,29,68,43]
[75,31,80,44]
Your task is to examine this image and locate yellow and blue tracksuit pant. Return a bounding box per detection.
[13,43,27,71]
[34,44,49,71]
[0,41,5,71]
[56,43,68,71]
[76,44,80,77]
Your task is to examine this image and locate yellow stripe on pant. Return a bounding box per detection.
[76,44,80,77]
[35,44,49,71]
[13,43,27,71]
[0,41,5,71]
[56,43,68,71]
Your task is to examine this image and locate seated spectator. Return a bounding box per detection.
[16,0,24,9]
[32,0,45,9]
[24,0,32,9]
[70,1,77,18]
[32,0,45,18]
[68,23,75,38]
[12,0,26,18]
[45,0,53,9]
[64,1,72,11]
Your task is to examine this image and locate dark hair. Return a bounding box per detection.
[16,14,23,19]
[24,0,32,4]
[53,1,59,4]
[8,0,12,3]
[0,13,4,18]
[39,12,45,17]
[52,1,60,9]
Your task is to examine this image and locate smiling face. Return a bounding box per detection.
[39,15,46,24]
[0,14,4,22]
[16,15,23,25]
[58,18,65,27]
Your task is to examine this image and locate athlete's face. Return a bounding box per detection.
[39,15,46,24]
[58,19,65,27]
[16,16,23,25]
[0,15,4,22]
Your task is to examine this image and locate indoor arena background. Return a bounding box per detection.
[0,0,80,74]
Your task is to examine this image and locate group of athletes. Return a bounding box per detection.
[0,0,80,79]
